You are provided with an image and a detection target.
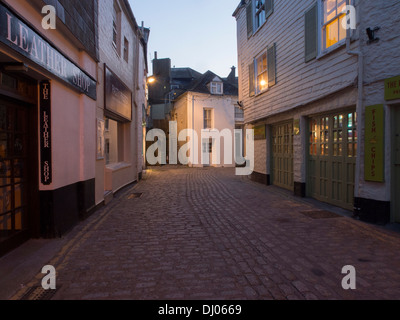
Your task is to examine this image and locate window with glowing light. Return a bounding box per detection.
[322,0,347,50]
[256,52,268,94]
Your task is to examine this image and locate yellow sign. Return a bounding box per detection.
[365,105,384,182]
[385,75,400,101]
[254,125,266,140]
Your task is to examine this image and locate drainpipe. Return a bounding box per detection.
[346,19,363,213]
[192,95,195,167]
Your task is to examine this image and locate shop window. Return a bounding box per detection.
[1,73,17,90]
[104,118,124,165]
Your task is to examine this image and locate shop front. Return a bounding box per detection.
[0,1,97,255]
[308,110,357,211]
[0,71,38,256]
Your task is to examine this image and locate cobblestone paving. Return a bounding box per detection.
[12,166,400,300]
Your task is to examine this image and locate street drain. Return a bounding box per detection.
[20,286,60,300]
[311,268,325,276]
[128,193,143,199]
[300,210,343,219]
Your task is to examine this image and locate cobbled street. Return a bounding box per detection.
[9,166,400,300]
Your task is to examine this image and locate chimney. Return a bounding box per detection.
[228,66,236,83]
[154,51,158,60]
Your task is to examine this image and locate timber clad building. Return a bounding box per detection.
[0,0,149,256]
[234,0,400,224]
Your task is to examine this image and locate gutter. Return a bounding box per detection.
[346,23,363,206]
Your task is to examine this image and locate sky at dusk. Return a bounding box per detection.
[129,0,239,78]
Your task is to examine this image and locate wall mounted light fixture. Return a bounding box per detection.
[366,27,380,44]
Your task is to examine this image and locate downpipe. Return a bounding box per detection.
[346,28,363,217]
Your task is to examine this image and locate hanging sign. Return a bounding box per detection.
[40,81,52,185]
[105,65,132,121]
[365,105,384,182]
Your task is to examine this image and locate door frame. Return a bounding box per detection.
[0,92,39,256]
[391,104,400,223]
[271,120,294,191]
[306,108,357,210]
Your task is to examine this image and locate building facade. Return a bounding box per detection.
[0,0,98,256]
[0,0,149,256]
[172,70,239,168]
[96,0,149,205]
[234,0,400,224]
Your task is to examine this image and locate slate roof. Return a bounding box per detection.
[171,68,202,81]
[188,71,238,96]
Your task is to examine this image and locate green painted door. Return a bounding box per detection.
[272,121,294,191]
[308,111,357,210]
[393,107,400,223]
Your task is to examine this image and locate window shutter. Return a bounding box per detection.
[264,0,274,19]
[249,62,255,97]
[267,43,276,87]
[305,3,318,62]
[246,1,253,38]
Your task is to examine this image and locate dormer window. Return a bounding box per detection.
[210,81,223,95]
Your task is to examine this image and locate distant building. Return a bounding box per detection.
[233,0,400,224]
[172,69,240,167]
[147,55,241,167]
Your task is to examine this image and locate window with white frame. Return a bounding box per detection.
[204,109,212,129]
[254,0,266,30]
[247,0,274,37]
[249,43,276,96]
[123,37,129,62]
[322,0,348,50]
[256,52,268,94]
[210,82,223,95]
[112,2,121,53]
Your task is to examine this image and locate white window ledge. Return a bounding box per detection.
[317,40,347,60]
[105,162,132,172]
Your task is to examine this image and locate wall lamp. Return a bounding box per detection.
[147,76,155,84]
[366,27,380,44]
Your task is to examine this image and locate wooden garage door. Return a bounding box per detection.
[272,121,294,191]
[308,111,357,210]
